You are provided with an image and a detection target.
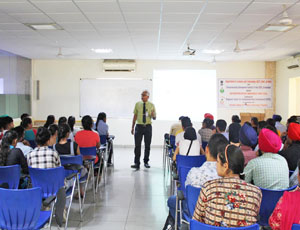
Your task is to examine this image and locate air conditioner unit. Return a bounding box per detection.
[103,59,136,72]
[287,56,300,69]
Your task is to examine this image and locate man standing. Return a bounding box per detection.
[131,90,156,170]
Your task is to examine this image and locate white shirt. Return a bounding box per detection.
[16,142,33,157]
[178,139,201,156]
[176,131,202,146]
[275,121,286,134]
[185,161,221,188]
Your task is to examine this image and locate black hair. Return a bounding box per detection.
[208,133,229,160]
[20,113,29,120]
[183,127,197,141]
[0,117,4,130]
[266,118,276,128]
[3,116,13,130]
[58,116,67,126]
[58,124,70,142]
[48,124,58,136]
[21,117,32,129]
[232,115,241,123]
[35,127,51,146]
[12,126,25,141]
[181,117,192,129]
[96,112,106,130]
[258,121,267,130]
[251,117,258,126]
[0,130,18,166]
[244,121,252,126]
[203,118,214,129]
[67,116,75,132]
[288,116,299,125]
[273,115,282,122]
[179,116,185,121]
[216,119,227,132]
[82,115,93,130]
[218,145,245,179]
[298,159,300,176]
[265,124,278,135]
[44,115,55,128]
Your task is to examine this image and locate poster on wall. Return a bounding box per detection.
[218,79,273,109]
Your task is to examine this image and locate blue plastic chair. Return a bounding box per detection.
[290,170,295,177]
[183,185,201,222]
[0,187,51,230]
[292,224,300,229]
[258,186,297,226]
[170,135,176,151]
[0,165,20,189]
[100,135,108,145]
[190,219,259,230]
[202,141,208,150]
[28,140,37,149]
[176,155,206,169]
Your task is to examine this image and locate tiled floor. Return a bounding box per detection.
[57,147,170,230]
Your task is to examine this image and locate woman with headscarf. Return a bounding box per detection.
[173,126,200,161]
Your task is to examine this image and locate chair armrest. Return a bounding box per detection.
[43,195,56,207]
[177,190,185,201]
[63,164,83,172]
[66,173,77,180]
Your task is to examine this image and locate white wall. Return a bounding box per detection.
[276,59,300,122]
[32,59,265,146]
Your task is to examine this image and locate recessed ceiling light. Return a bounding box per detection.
[260,24,297,32]
[91,48,113,54]
[25,23,63,30]
[202,49,224,54]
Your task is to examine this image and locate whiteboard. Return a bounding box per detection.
[80,78,152,118]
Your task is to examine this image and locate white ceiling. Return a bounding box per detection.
[0,0,300,61]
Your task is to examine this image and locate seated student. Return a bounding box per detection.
[170,116,184,137]
[185,133,228,188]
[175,117,202,147]
[0,130,28,174]
[27,127,61,168]
[273,114,286,134]
[198,118,214,143]
[173,127,201,161]
[75,115,100,150]
[244,128,289,190]
[2,116,14,134]
[239,123,258,166]
[228,115,241,144]
[44,115,55,128]
[258,120,267,134]
[53,124,79,155]
[68,116,79,136]
[95,112,114,166]
[267,118,281,136]
[48,124,58,146]
[204,113,216,132]
[251,117,259,133]
[216,119,229,140]
[21,117,35,142]
[269,160,300,230]
[0,117,5,141]
[163,134,228,230]
[20,113,29,121]
[279,122,300,171]
[193,144,262,227]
[58,116,67,126]
[13,126,32,157]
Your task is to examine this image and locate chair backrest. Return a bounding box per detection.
[28,140,37,149]
[79,146,97,157]
[100,135,107,145]
[29,166,65,198]
[292,224,300,230]
[0,165,20,189]
[186,185,201,217]
[178,166,192,194]
[190,219,259,230]
[290,170,295,177]
[0,187,42,230]
[202,141,208,150]
[176,155,206,169]
[258,186,296,226]
[60,155,83,177]
[170,135,176,150]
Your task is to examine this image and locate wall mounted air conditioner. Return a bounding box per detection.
[287,56,300,69]
[103,59,136,72]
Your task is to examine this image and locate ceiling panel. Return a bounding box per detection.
[162,13,198,23]
[0,2,40,13]
[198,13,237,24]
[0,23,31,30]
[75,2,120,12]
[163,2,204,13]
[10,13,53,23]
[59,22,95,31]
[243,2,290,15]
[85,12,124,23]
[31,2,80,13]
[205,2,249,14]
[124,13,160,23]
[93,22,127,31]
[0,13,18,23]
[48,13,88,23]
[119,2,160,13]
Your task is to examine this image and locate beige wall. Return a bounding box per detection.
[32,59,265,146]
[276,59,300,122]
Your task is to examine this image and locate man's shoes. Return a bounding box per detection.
[131,164,140,170]
[144,163,151,168]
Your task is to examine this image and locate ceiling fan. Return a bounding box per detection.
[279,4,293,25]
[56,47,79,58]
[233,40,264,53]
[183,44,196,56]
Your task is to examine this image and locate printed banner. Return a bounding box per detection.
[218,79,273,108]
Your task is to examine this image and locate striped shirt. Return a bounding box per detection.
[27,146,61,169]
[193,177,262,227]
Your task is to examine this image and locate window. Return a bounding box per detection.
[153,69,217,121]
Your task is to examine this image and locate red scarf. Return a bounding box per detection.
[280,188,300,230]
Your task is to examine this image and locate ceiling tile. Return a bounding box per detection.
[75,2,120,12]
[86,12,124,22]
[0,13,18,23]
[48,13,88,23]
[127,22,159,31]
[0,2,40,13]
[59,22,94,31]
[198,13,236,24]
[119,2,160,13]
[9,13,53,23]
[0,23,31,30]
[243,2,289,15]
[93,22,127,31]
[163,2,204,13]
[32,2,80,13]
[162,13,198,23]
[205,2,249,14]
[124,13,160,23]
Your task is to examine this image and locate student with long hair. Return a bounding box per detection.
[44,115,55,128]
[54,124,79,155]
[21,117,35,142]
[193,145,262,227]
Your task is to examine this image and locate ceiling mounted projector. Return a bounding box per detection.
[183,44,196,56]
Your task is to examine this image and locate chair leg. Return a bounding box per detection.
[82,164,91,208]
[77,174,83,221]
[174,195,178,230]
[65,178,76,230]
[91,163,96,202]
[49,198,56,230]
[95,159,102,193]
[179,200,182,228]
